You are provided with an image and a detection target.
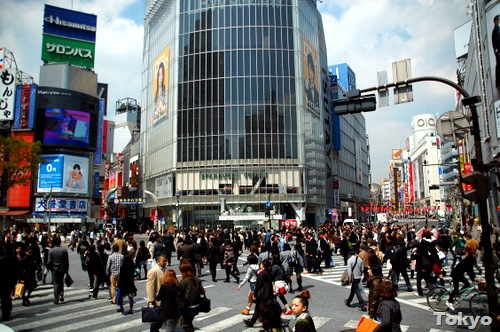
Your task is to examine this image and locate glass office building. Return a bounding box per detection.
[141,0,332,229]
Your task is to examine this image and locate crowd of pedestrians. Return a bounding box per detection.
[0,217,499,331]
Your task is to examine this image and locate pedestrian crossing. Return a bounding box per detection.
[2,284,330,332]
[300,254,455,308]
[0,281,458,332]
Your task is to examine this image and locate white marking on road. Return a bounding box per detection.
[197,314,251,332]
[195,307,232,321]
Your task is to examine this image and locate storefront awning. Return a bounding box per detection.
[0,210,30,216]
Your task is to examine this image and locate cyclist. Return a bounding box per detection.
[446,247,481,311]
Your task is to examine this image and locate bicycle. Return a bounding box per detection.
[426,281,487,316]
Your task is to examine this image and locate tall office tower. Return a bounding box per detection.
[141,0,332,229]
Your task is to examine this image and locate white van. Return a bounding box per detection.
[343,219,360,227]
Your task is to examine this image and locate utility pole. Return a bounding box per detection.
[335,75,498,330]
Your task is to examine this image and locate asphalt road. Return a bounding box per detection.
[0,233,494,332]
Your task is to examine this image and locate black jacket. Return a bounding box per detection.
[254,269,273,301]
[156,283,181,319]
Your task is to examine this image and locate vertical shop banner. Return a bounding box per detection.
[0,68,17,120]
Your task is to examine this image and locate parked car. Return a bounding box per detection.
[343,219,360,227]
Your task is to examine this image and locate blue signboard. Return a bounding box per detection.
[38,153,90,194]
[43,5,97,43]
[39,155,64,189]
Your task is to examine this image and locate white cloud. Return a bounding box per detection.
[319,0,470,183]
[1,0,471,183]
[0,0,143,124]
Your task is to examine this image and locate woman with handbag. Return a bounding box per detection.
[152,269,181,332]
[271,253,292,315]
[373,281,403,332]
[179,262,205,332]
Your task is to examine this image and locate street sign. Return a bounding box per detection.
[436,110,470,142]
[377,70,389,107]
[392,59,413,104]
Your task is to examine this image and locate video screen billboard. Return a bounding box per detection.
[43,108,90,146]
[38,153,89,194]
[35,86,99,151]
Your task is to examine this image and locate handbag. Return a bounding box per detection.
[199,294,211,313]
[14,282,25,298]
[64,273,74,287]
[141,305,163,322]
[272,280,290,296]
[356,315,380,332]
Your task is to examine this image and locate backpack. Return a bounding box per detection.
[455,240,465,256]
[420,254,433,271]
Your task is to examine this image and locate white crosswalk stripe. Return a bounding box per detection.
[3,258,460,332]
[300,254,455,307]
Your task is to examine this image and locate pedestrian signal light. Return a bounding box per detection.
[461,171,491,202]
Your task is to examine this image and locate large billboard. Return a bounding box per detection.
[152,46,170,124]
[303,38,319,115]
[38,153,89,194]
[35,86,99,151]
[42,4,97,69]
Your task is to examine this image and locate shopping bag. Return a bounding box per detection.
[199,295,211,313]
[272,280,290,296]
[64,273,74,287]
[14,282,25,298]
[141,305,163,322]
[356,315,380,332]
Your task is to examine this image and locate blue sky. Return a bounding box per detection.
[1,0,471,183]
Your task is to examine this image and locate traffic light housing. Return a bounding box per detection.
[461,171,491,202]
[333,94,377,115]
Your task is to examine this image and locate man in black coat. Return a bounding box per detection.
[47,235,69,304]
[85,245,106,299]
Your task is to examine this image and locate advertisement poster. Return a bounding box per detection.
[38,154,89,194]
[303,38,319,115]
[152,46,170,124]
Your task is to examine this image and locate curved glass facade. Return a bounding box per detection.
[177,3,297,162]
[142,0,330,228]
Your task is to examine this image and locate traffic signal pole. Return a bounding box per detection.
[345,76,498,329]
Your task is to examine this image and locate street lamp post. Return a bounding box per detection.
[340,76,498,330]
[144,190,160,234]
[175,193,180,230]
[43,185,52,233]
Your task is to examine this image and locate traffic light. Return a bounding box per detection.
[461,171,491,202]
[333,94,377,115]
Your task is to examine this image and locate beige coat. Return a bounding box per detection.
[146,263,164,306]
